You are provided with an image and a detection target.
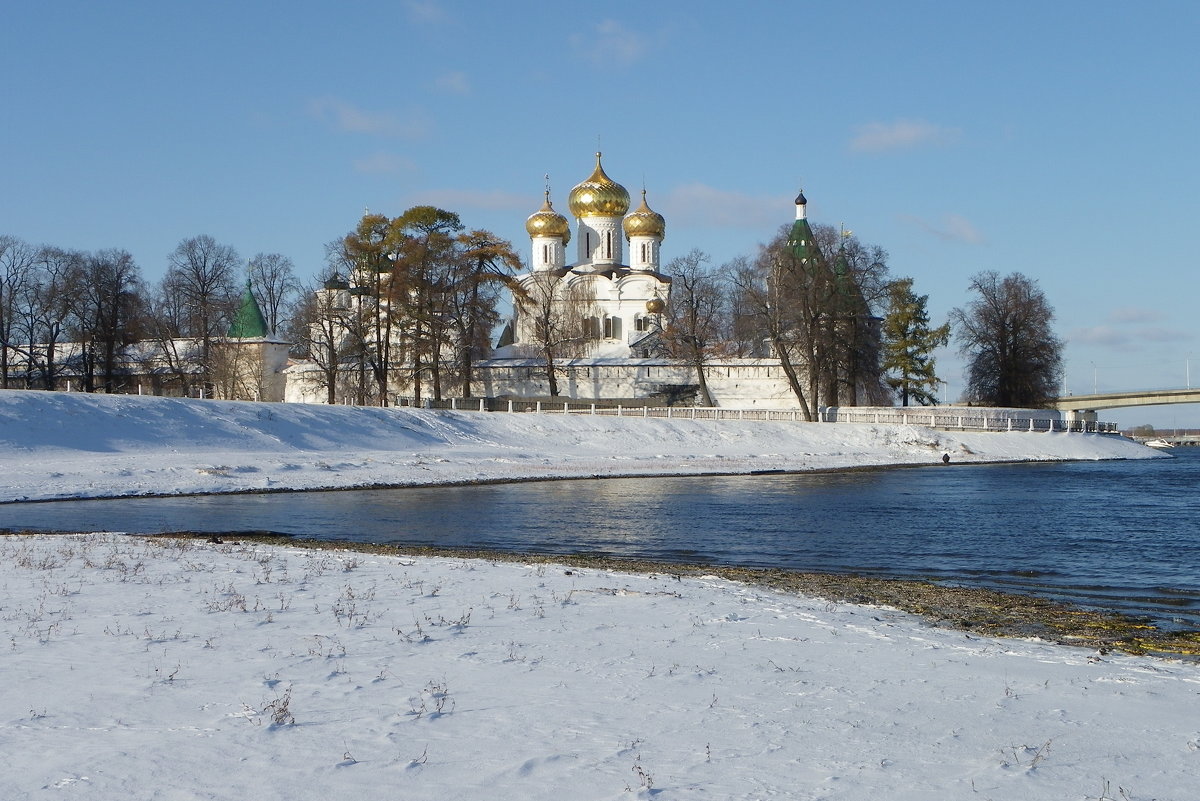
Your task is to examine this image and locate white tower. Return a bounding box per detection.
[568,152,630,268]
[525,190,571,272]
[623,190,666,272]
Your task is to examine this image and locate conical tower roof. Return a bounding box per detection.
[228,280,270,338]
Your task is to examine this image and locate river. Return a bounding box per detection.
[3,449,1198,630]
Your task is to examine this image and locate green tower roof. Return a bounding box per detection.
[228,280,270,338]
[787,217,817,263]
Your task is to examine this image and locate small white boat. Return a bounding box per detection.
[1144,438,1175,449]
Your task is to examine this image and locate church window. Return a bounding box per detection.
[634,315,647,332]
[604,316,622,340]
[542,244,549,264]
[603,230,612,259]
[583,315,600,339]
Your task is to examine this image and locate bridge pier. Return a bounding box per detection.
[1063,409,1098,425]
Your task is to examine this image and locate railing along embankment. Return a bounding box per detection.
[392,397,1119,434]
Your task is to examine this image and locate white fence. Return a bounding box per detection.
[393,396,1119,434]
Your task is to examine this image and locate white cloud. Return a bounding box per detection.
[1069,324,1193,350]
[308,97,431,139]
[660,184,785,229]
[405,1,448,24]
[1109,307,1165,324]
[353,152,418,176]
[433,71,470,95]
[849,119,961,153]
[1140,327,1194,344]
[570,20,648,68]
[1069,326,1135,348]
[899,213,985,244]
[419,188,532,212]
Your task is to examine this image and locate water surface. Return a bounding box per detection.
[4,450,1197,629]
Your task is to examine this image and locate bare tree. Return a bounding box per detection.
[729,224,889,418]
[727,249,817,420]
[951,271,1063,408]
[0,236,39,388]
[68,249,145,393]
[20,247,83,389]
[812,225,891,406]
[287,273,359,404]
[514,272,599,397]
[142,275,200,395]
[165,235,240,391]
[248,252,299,336]
[660,249,727,407]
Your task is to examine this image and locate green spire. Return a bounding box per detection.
[228,279,270,338]
[786,190,816,263]
[787,217,817,263]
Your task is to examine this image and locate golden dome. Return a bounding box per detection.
[525,191,571,243]
[568,152,630,218]
[623,190,666,240]
[645,297,666,313]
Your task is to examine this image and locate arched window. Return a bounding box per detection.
[634,315,647,332]
[582,315,600,339]
[604,316,622,340]
[603,230,612,259]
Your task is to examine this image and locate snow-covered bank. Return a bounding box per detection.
[2,532,1196,800]
[0,390,1157,502]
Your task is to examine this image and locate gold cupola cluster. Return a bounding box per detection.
[525,191,571,244]
[622,190,666,240]
[567,152,631,218]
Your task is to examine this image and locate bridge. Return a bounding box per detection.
[1051,388,1200,412]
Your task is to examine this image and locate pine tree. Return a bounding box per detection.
[882,278,950,406]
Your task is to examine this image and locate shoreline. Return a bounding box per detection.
[0,454,1115,505]
[8,529,1197,660]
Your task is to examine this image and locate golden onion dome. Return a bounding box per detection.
[525,191,571,243]
[568,152,630,218]
[623,190,666,240]
[645,297,666,314]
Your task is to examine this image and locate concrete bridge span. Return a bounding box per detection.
[1051,388,1200,412]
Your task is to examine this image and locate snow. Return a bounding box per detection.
[2,533,1196,800]
[0,389,1157,503]
[1,389,1190,800]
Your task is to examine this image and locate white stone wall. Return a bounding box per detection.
[283,358,804,408]
[473,359,803,408]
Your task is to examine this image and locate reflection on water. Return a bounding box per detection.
[3,450,1198,629]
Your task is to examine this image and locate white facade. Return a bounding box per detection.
[505,154,671,357]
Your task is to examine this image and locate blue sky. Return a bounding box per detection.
[3,1,1197,426]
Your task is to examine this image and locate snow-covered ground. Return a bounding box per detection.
[2,390,1189,800]
[0,390,1156,503]
[2,532,1196,800]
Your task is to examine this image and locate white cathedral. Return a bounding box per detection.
[287,153,808,406]
[500,152,671,357]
